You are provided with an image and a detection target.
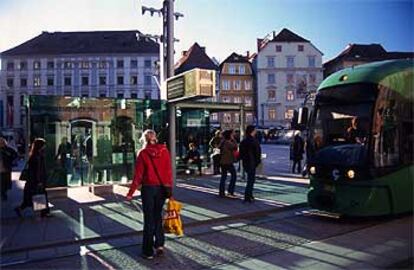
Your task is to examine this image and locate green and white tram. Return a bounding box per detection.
[305,59,413,216]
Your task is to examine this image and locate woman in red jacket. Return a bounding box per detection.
[126,129,173,259]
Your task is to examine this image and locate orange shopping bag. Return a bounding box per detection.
[163,198,183,236]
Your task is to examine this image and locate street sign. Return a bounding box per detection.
[167,68,216,101]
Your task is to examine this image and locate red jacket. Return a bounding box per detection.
[127,144,173,197]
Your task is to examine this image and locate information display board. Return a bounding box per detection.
[167,68,216,100]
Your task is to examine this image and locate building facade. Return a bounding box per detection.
[323,43,414,78]
[256,28,323,128]
[219,52,255,129]
[174,42,221,126]
[0,30,160,130]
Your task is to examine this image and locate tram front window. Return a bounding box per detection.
[310,103,373,166]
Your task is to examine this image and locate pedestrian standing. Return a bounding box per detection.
[0,136,17,201]
[291,131,305,174]
[218,130,238,198]
[15,138,51,218]
[209,130,222,175]
[126,130,173,260]
[240,126,262,203]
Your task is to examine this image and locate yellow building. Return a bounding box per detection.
[219,53,255,129]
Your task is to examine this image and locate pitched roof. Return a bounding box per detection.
[1,30,159,56]
[323,43,414,67]
[174,42,218,75]
[271,28,309,43]
[219,52,250,70]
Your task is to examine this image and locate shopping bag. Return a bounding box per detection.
[32,193,48,211]
[163,198,183,236]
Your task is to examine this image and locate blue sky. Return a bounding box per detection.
[0,0,412,62]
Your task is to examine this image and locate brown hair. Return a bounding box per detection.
[29,138,46,159]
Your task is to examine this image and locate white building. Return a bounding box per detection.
[256,28,323,128]
[0,30,160,130]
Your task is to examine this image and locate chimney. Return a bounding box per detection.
[201,47,206,53]
[246,51,250,58]
[273,31,276,38]
[182,50,187,56]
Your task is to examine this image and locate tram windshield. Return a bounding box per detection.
[310,103,372,166]
[309,84,377,166]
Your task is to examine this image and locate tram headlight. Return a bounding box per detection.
[347,169,355,179]
[309,166,316,175]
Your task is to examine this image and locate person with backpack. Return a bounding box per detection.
[126,129,173,260]
[218,129,238,198]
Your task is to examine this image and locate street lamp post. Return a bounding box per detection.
[140,0,183,187]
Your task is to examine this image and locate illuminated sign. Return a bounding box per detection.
[167,68,216,100]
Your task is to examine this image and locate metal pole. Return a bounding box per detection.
[240,105,245,179]
[166,0,174,78]
[168,104,176,187]
[164,0,176,187]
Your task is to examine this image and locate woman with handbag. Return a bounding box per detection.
[218,129,238,198]
[126,130,173,260]
[15,138,51,218]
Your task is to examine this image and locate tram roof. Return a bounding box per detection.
[318,59,414,99]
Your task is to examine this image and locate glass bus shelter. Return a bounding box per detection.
[28,96,245,187]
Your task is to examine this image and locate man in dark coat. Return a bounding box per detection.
[291,131,305,174]
[239,125,261,203]
[0,136,17,200]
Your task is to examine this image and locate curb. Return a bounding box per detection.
[1,202,308,256]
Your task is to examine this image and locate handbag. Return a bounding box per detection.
[233,150,240,161]
[19,163,29,181]
[145,152,172,199]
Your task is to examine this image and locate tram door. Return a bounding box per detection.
[70,120,94,186]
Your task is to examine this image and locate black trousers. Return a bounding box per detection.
[0,172,12,197]
[141,186,166,256]
[292,160,302,174]
[220,164,237,195]
[244,167,256,200]
[212,155,221,174]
